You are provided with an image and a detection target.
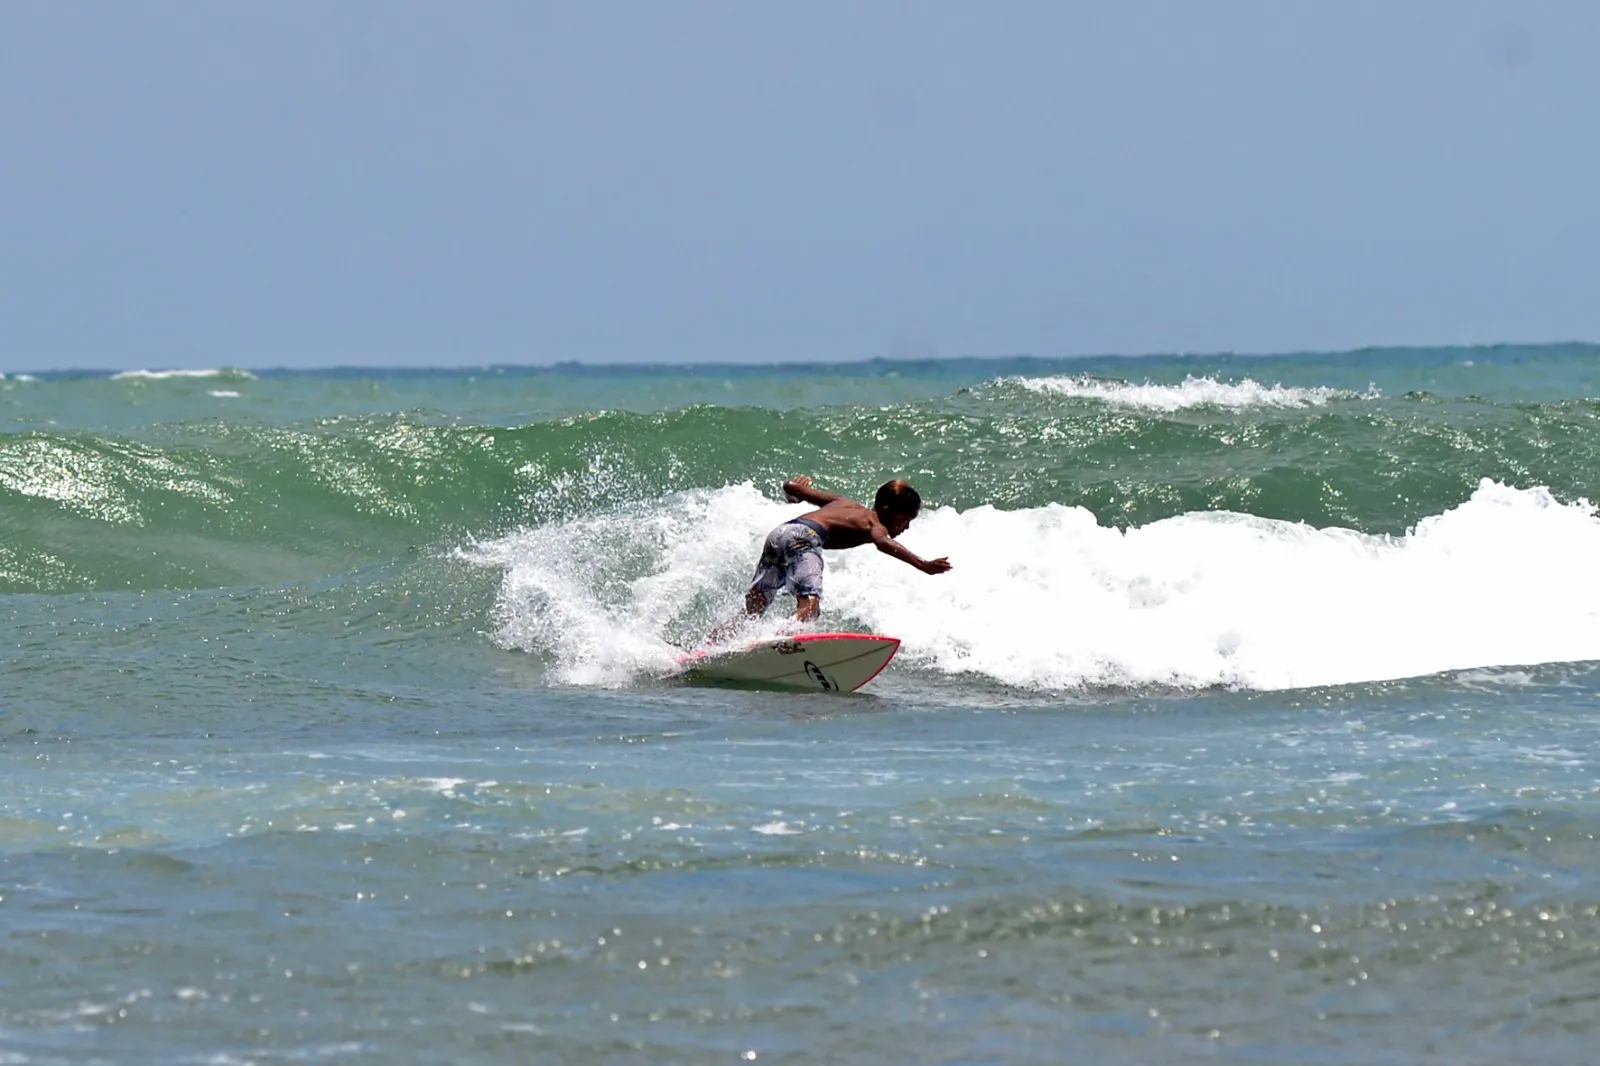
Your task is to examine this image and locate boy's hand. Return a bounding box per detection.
[920,557,953,575]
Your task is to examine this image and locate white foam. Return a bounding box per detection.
[463,479,1600,693]
[461,484,787,686]
[1013,374,1368,411]
[111,368,255,380]
[208,389,242,398]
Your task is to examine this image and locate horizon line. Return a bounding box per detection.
[2,338,1593,378]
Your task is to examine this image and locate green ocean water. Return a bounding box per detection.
[4,344,1600,1064]
[5,346,1598,594]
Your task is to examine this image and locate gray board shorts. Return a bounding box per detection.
[748,520,826,602]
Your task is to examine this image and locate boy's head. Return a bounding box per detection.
[873,479,922,536]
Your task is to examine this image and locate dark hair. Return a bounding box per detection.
[873,479,922,517]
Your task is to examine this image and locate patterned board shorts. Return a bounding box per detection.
[748,520,825,602]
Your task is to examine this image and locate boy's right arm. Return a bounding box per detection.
[783,475,843,506]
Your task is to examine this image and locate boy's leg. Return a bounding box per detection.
[788,539,824,623]
[707,568,775,646]
[708,590,764,645]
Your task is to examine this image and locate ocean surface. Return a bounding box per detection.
[4,344,1600,1064]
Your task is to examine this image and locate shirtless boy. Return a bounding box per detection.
[717,475,951,636]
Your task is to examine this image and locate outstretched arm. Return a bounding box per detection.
[871,523,953,575]
[783,474,843,506]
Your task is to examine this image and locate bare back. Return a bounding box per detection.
[795,499,884,549]
[779,474,950,576]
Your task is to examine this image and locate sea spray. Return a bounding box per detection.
[469,479,1600,692]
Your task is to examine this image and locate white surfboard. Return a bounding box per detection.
[676,632,900,693]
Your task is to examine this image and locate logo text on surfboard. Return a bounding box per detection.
[804,661,836,690]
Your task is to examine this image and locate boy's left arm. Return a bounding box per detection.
[871,524,952,574]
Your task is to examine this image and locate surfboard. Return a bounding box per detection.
[675,632,900,693]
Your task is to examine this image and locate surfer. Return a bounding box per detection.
[709,475,951,641]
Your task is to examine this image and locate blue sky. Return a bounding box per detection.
[2,1,1596,371]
